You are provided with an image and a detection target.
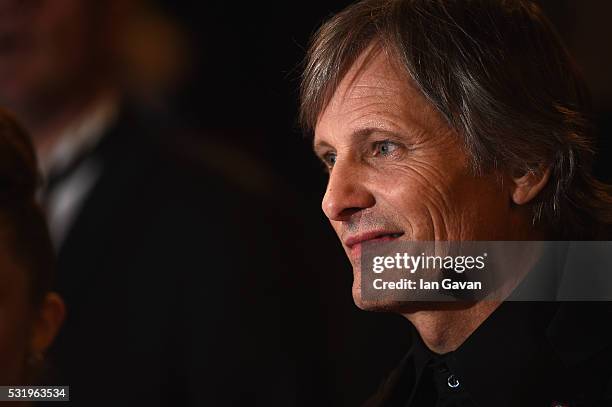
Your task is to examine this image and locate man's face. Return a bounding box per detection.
[313,48,518,310]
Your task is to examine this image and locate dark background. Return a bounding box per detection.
[125,1,612,405]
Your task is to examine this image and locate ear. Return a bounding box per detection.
[511,167,551,205]
[30,292,65,356]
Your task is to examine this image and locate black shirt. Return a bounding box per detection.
[366,301,612,407]
[405,347,476,406]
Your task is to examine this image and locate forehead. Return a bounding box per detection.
[314,47,446,142]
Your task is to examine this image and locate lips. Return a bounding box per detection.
[344,231,404,250]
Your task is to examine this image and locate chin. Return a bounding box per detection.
[352,261,414,312]
[352,280,465,314]
[352,281,419,313]
[351,266,405,312]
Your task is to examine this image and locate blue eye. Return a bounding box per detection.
[323,152,337,168]
[374,140,399,156]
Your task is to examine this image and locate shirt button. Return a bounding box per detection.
[447,374,460,388]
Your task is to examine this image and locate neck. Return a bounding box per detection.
[406,224,551,354]
[402,301,500,354]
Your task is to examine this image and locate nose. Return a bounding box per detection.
[322,160,375,221]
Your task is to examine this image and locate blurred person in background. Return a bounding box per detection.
[0,109,64,389]
[0,1,324,405]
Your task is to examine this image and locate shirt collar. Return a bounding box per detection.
[41,92,119,180]
[390,324,451,406]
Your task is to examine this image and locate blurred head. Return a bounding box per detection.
[301,0,612,310]
[0,110,64,384]
[0,0,117,123]
[0,0,188,128]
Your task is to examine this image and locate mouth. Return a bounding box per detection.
[344,231,405,255]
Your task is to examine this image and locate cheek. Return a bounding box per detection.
[371,160,461,239]
[372,158,506,240]
[452,174,510,239]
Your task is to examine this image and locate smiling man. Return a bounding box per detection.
[301,0,612,405]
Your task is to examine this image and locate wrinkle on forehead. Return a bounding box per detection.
[330,44,402,112]
[317,44,453,139]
